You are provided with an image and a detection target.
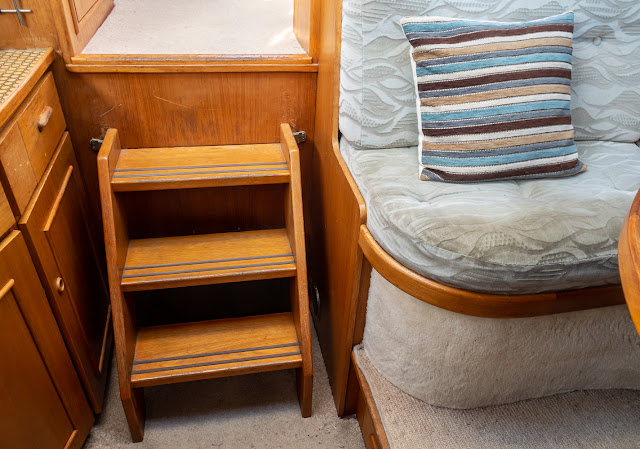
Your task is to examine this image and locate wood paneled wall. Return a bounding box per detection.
[0,0,60,49]
[52,61,317,230]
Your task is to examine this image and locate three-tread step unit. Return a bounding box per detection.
[97,124,312,442]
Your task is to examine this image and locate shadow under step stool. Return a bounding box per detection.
[97,124,312,443]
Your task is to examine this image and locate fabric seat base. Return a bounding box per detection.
[362,269,640,409]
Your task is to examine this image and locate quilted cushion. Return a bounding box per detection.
[340,0,640,150]
[341,137,640,294]
[401,12,586,182]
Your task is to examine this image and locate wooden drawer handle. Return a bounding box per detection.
[37,106,54,132]
[55,276,65,293]
[0,279,15,301]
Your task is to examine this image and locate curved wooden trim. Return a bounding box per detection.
[359,225,625,318]
[619,189,640,335]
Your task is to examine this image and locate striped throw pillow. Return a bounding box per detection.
[401,12,586,182]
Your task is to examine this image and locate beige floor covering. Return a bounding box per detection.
[82,0,305,55]
[84,325,364,449]
[355,347,640,449]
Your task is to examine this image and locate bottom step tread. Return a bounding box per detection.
[131,312,301,387]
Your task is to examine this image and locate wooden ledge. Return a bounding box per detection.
[359,225,625,318]
[66,53,318,73]
[619,189,640,334]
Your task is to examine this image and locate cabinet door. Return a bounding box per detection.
[49,0,113,60]
[0,231,93,449]
[20,132,112,413]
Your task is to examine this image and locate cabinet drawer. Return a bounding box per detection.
[0,180,14,239]
[16,72,66,182]
[0,123,38,215]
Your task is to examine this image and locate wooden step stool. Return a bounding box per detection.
[97,124,312,442]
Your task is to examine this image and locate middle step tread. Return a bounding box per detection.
[112,143,290,191]
[121,228,296,291]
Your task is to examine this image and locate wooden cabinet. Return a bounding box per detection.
[20,131,112,412]
[0,230,93,449]
[0,53,111,418]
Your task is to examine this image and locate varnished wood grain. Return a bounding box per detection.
[52,65,317,227]
[17,72,66,179]
[0,179,14,240]
[0,3,59,50]
[69,0,99,22]
[359,225,625,318]
[49,0,113,61]
[122,229,297,292]
[0,124,37,215]
[309,0,369,417]
[131,312,302,387]
[98,129,145,441]
[0,230,93,449]
[281,123,313,417]
[67,54,317,73]
[620,189,640,336]
[19,133,112,413]
[352,352,391,449]
[112,143,290,191]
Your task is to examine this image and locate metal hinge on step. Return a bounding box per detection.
[90,138,103,152]
[293,131,307,144]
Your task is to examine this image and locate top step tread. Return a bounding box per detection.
[112,143,290,191]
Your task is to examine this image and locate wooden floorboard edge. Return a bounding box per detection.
[352,352,391,449]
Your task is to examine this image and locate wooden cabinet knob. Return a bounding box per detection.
[37,106,53,132]
[55,276,65,293]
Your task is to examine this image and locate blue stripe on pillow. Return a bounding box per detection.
[415,53,573,76]
[421,100,571,121]
[421,109,571,128]
[416,47,572,68]
[402,13,574,33]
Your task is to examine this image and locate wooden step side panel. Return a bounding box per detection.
[112,144,290,191]
[121,228,297,291]
[97,129,146,441]
[131,313,302,387]
[281,123,313,417]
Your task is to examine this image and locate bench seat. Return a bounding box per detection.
[341,137,640,294]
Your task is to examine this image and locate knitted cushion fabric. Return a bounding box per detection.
[401,12,586,182]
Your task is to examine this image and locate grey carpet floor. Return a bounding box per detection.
[84,325,364,448]
[355,346,640,449]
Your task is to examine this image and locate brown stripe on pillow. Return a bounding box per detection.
[421,159,582,182]
[418,69,571,91]
[423,116,572,136]
[420,84,571,106]
[410,24,573,47]
[413,37,573,60]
